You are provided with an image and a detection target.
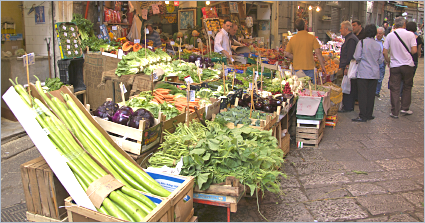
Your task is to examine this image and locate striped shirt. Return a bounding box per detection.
[146,30,162,47]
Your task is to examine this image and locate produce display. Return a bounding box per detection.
[55,22,83,58]
[214,106,268,126]
[148,121,285,195]
[11,78,171,221]
[44,78,65,91]
[115,48,172,76]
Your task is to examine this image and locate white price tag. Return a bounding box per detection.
[134,39,140,44]
[66,39,71,43]
[231,58,235,62]
[148,46,153,49]
[208,31,212,35]
[74,50,78,54]
[64,32,67,37]
[122,84,127,93]
[170,41,175,46]
[189,90,195,102]
[70,27,75,31]
[197,38,201,43]
[278,65,282,71]
[319,72,323,77]
[72,33,76,37]
[195,60,200,67]
[184,76,193,84]
[224,69,229,77]
[74,39,77,43]
[145,28,149,34]
[153,72,158,80]
[179,49,182,52]
[254,72,258,81]
[67,51,71,55]
[249,83,252,90]
[112,26,117,30]
[74,44,78,48]
[62,26,66,30]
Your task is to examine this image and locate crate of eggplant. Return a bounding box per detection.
[92,98,163,155]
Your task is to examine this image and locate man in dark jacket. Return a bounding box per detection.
[352,20,367,41]
[338,21,359,112]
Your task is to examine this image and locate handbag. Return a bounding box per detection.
[394,31,414,60]
[347,39,363,79]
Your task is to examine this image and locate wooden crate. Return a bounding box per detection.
[26,212,68,222]
[212,110,279,131]
[280,133,290,156]
[193,176,245,213]
[189,216,198,222]
[184,209,194,222]
[21,157,69,221]
[296,117,326,148]
[65,195,172,222]
[93,113,163,155]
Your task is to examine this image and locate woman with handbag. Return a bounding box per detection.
[351,24,385,122]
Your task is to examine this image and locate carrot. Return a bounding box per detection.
[154,96,164,104]
[154,93,165,100]
[163,95,175,99]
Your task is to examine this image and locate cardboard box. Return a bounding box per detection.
[146,171,195,222]
[296,91,330,116]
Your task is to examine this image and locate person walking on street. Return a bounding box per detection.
[214,20,233,60]
[383,17,417,118]
[284,18,327,84]
[337,21,359,112]
[384,21,392,36]
[352,24,385,122]
[375,27,386,97]
[353,20,367,40]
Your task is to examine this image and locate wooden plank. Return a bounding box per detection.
[189,216,198,222]
[94,117,144,141]
[193,184,240,197]
[50,169,69,219]
[36,164,52,218]
[109,135,142,155]
[43,169,58,219]
[28,159,47,215]
[26,212,68,222]
[184,208,194,222]
[20,157,44,214]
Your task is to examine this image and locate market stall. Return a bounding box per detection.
[3,2,347,222]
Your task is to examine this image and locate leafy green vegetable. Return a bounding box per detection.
[45,78,64,91]
[71,14,94,40]
[148,121,286,195]
[214,106,268,126]
[125,91,181,120]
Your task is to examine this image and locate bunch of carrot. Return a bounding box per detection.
[152,88,200,113]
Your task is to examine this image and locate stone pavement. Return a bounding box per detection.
[1,59,424,222]
[194,58,424,221]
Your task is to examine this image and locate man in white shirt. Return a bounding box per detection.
[214,20,233,59]
[383,16,417,118]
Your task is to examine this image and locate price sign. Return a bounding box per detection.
[170,41,175,46]
[224,68,229,77]
[72,33,76,37]
[197,38,201,43]
[249,83,252,90]
[319,72,323,77]
[121,84,127,93]
[62,26,66,30]
[189,90,195,102]
[184,76,193,84]
[278,65,282,72]
[152,4,160,14]
[134,39,140,44]
[231,58,235,62]
[66,39,70,43]
[141,9,148,20]
[148,46,153,49]
[70,27,75,31]
[22,53,35,67]
[145,28,149,34]
[208,31,212,36]
[74,44,79,48]
[112,26,118,31]
[74,39,77,43]
[153,72,158,80]
[254,72,258,81]
[67,45,71,49]
[195,60,200,67]
[64,32,68,37]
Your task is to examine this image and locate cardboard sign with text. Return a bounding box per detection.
[296,91,330,116]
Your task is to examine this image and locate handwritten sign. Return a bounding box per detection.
[134,39,140,44]
[22,53,35,67]
[208,31,212,36]
[170,41,175,46]
[189,90,195,102]
[112,26,117,30]
[145,28,149,34]
[184,76,193,84]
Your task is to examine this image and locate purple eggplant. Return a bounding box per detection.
[129,108,155,130]
[94,101,119,120]
[242,94,251,102]
[189,55,196,63]
[263,105,272,113]
[254,101,263,110]
[112,106,133,126]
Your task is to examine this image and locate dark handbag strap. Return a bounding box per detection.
[356,39,363,65]
[394,31,414,59]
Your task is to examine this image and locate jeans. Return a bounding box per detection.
[375,62,385,95]
[295,70,315,84]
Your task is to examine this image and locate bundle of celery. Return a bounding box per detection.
[10,77,171,221]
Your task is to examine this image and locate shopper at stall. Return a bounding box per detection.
[144,23,162,47]
[351,24,385,122]
[229,24,243,47]
[214,20,233,60]
[383,16,417,118]
[384,21,392,36]
[337,21,359,113]
[284,18,327,84]
[353,20,367,40]
[375,27,386,97]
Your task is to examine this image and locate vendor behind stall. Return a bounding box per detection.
[143,22,162,47]
[214,20,233,59]
[229,24,244,49]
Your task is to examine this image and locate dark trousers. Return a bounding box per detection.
[389,65,415,116]
[357,78,378,119]
[342,78,358,111]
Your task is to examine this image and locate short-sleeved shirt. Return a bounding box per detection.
[383,28,417,68]
[413,36,423,62]
[285,30,320,70]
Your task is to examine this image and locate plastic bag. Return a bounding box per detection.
[341,75,351,94]
[126,14,141,41]
[347,60,358,79]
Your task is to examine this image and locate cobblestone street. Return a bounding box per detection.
[194,58,424,222]
[2,59,424,222]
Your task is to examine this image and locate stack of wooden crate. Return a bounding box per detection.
[296,116,326,148]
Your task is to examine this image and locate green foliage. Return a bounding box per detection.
[214,106,268,127]
[45,78,64,91]
[125,91,180,120]
[148,121,286,195]
[71,14,94,40]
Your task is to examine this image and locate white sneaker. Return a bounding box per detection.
[400,110,413,115]
[390,113,399,119]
